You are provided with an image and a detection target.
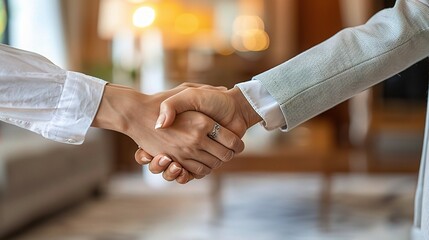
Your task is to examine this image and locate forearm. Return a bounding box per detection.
[0,44,107,144]
[92,84,137,134]
[255,0,429,130]
[91,84,157,141]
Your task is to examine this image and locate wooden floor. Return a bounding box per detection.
[8,172,417,240]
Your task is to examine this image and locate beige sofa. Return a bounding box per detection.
[0,128,113,237]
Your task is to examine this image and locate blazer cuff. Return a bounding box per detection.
[235,80,287,130]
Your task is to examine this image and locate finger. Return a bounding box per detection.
[162,162,183,181]
[193,174,205,180]
[187,174,195,182]
[180,158,213,176]
[156,89,200,129]
[161,82,209,101]
[134,148,153,165]
[206,122,245,154]
[179,82,227,92]
[202,139,235,163]
[187,150,224,170]
[200,85,228,91]
[176,169,192,184]
[179,82,210,88]
[192,174,203,179]
[148,154,173,174]
[156,88,229,130]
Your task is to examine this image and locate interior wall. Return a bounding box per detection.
[297,0,343,52]
[60,0,111,74]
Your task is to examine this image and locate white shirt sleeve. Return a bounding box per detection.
[235,80,287,131]
[0,44,107,144]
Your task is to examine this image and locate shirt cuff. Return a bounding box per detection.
[43,71,107,145]
[235,80,286,130]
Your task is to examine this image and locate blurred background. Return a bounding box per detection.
[0,0,427,239]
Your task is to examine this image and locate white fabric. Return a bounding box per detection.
[418,0,429,8]
[236,80,286,130]
[0,44,107,144]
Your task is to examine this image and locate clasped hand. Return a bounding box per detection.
[134,84,262,184]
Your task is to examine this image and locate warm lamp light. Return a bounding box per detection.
[242,29,269,51]
[231,15,270,52]
[174,13,199,35]
[133,6,156,28]
[233,15,264,33]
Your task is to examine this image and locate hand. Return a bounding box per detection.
[136,85,263,183]
[135,149,193,184]
[92,83,245,178]
[155,86,262,137]
[135,149,194,184]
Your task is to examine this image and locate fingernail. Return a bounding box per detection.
[141,157,152,164]
[158,156,172,167]
[155,113,166,129]
[170,164,181,173]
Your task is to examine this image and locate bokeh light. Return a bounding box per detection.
[174,13,199,35]
[132,6,156,28]
[233,15,265,33]
[231,15,270,52]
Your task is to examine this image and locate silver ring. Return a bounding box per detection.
[208,123,221,139]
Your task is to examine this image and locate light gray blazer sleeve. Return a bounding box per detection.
[254,0,429,131]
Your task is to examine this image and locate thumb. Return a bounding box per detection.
[154,100,177,129]
[155,90,198,129]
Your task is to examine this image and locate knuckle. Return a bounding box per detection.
[222,150,234,162]
[183,147,196,156]
[230,137,244,153]
[193,114,207,126]
[187,136,204,149]
[213,160,223,169]
[194,165,205,175]
[193,119,211,134]
[202,120,212,130]
[229,137,239,150]
[194,165,210,176]
[182,88,195,96]
[189,137,201,147]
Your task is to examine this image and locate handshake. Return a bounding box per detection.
[92,82,263,184]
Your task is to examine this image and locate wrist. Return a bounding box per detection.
[92,84,149,134]
[228,87,263,129]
